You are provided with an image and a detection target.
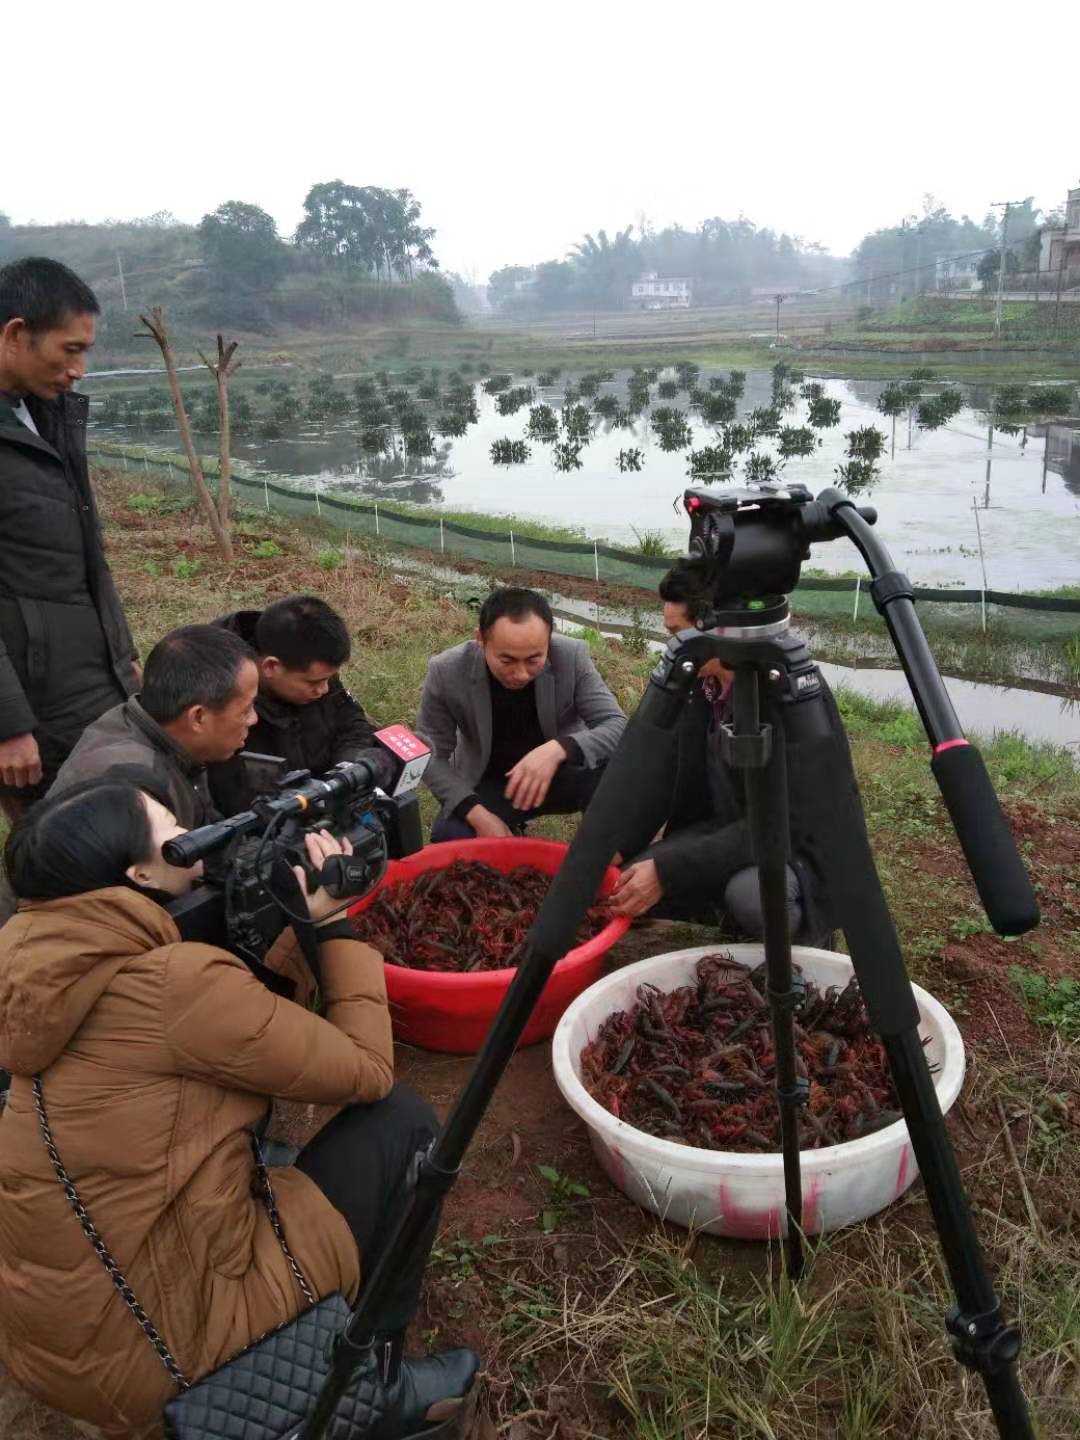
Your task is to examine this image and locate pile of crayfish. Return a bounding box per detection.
[580,953,902,1152]
[351,859,609,972]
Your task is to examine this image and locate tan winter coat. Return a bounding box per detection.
[0,887,393,1436]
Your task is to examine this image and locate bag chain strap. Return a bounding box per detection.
[32,1075,315,1392]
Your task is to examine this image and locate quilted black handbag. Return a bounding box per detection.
[33,1076,394,1440]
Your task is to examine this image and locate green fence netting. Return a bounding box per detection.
[89,442,1080,641]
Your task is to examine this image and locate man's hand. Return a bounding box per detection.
[504,739,566,812]
[0,733,42,790]
[608,859,663,919]
[465,804,514,839]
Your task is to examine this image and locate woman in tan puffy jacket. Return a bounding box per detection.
[0,773,476,1438]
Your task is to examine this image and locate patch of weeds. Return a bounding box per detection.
[630,527,671,558]
[251,539,283,559]
[172,556,202,580]
[143,558,162,577]
[128,491,188,516]
[536,1163,590,1233]
[318,547,342,571]
[1009,967,1080,1040]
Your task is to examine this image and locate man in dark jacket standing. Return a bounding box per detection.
[210,594,382,811]
[0,258,139,820]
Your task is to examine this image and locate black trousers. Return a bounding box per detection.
[295,1085,440,1334]
[431,761,605,842]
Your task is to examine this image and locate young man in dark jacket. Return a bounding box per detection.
[210,595,381,811]
[0,258,139,820]
[608,582,844,945]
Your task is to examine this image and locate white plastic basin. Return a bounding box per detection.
[552,944,966,1238]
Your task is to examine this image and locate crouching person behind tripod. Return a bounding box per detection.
[0,775,477,1439]
[608,579,841,944]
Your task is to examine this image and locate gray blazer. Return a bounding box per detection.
[415,634,627,815]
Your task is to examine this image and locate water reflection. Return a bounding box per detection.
[87,367,1080,590]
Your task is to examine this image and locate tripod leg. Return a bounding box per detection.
[728,669,807,1277]
[784,695,1035,1440]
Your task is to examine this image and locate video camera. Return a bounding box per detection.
[163,726,432,977]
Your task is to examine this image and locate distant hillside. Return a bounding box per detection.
[0,213,459,364]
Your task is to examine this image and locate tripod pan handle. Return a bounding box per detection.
[930,741,1039,937]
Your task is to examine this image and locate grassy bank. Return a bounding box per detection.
[3,472,1078,1439]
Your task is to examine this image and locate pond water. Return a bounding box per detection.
[87,368,1080,591]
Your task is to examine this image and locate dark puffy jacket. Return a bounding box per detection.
[627,674,854,940]
[0,392,138,794]
[209,611,379,809]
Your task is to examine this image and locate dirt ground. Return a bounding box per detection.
[4,791,1076,1440]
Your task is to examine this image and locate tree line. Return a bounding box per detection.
[0,182,456,337]
[488,217,843,316]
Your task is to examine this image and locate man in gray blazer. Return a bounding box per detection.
[416,588,626,841]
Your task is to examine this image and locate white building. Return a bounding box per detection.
[630,272,692,309]
[1039,184,1080,286]
[935,252,982,292]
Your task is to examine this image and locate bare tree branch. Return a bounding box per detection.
[136,306,233,562]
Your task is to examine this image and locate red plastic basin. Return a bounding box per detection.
[348,837,629,1053]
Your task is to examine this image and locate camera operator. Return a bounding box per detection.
[608,575,842,945]
[210,594,385,813]
[0,774,477,1438]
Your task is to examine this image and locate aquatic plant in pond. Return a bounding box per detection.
[404,427,435,459]
[563,404,593,443]
[657,380,679,399]
[617,448,644,472]
[526,404,559,442]
[807,395,842,428]
[536,370,561,386]
[592,393,621,419]
[845,427,887,464]
[490,437,530,465]
[777,426,819,459]
[553,441,584,472]
[496,385,535,416]
[687,445,733,480]
[745,452,780,484]
[917,389,963,430]
[699,391,737,425]
[482,373,513,395]
[722,423,756,454]
[656,416,693,452]
[748,406,782,437]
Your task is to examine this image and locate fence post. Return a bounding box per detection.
[122,453,128,471]
[314,475,321,517]
[263,476,270,512]
[374,503,380,537]
[439,517,445,554]
[972,497,988,634]
[593,539,600,583]
[142,453,149,474]
[852,575,861,622]
[509,529,516,567]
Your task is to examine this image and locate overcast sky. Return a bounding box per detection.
[7,0,1078,281]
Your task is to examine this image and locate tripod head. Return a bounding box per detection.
[675,483,877,621]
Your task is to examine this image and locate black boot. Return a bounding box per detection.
[368,1338,479,1440]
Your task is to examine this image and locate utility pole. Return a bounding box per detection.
[116,252,128,311]
[992,200,1022,338]
[773,293,786,339]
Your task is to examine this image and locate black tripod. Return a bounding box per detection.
[297,487,1039,1440]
